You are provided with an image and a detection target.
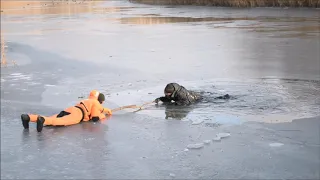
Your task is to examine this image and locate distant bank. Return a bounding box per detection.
[129,0,320,8]
[0,0,102,15]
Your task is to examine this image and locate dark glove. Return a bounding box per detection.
[154,98,160,104]
[91,116,99,122]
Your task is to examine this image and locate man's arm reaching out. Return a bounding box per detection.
[155,96,172,103]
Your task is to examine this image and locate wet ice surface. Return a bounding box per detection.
[102,78,320,125]
[1,0,320,179]
[32,76,320,126]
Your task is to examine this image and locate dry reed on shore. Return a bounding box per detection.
[129,0,320,7]
[1,34,17,67]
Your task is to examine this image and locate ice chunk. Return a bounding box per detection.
[169,173,175,178]
[217,133,231,138]
[213,137,221,141]
[183,148,189,152]
[28,82,41,85]
[20,76,31,80]
[203,140,211,144]
[187,143,204,149]
[191,119,204,125]
[10,73,22,76]
[269,143,284,147]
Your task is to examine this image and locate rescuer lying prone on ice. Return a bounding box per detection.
[20,90,113,132]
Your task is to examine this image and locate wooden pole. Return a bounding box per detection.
[111,105,139,112]
[110,100,155,113]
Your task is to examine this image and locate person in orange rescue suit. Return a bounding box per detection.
[20,90,112,133]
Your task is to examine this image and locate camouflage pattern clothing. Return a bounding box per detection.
[155,83,201,106]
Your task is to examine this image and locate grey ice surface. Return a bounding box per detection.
[1,0,320,179]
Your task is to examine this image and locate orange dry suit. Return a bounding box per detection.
[26,90,112,126]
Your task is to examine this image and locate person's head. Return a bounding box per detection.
[164,83,175,97]
[98,93,105,104]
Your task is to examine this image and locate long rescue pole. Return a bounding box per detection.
[137,100,155,109]
[111,105,139,112]
[110,100,156,113]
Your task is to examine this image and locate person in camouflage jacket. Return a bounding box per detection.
[154,83,202,106]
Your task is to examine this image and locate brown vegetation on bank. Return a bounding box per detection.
[129,0,320,7]
[0,0,101,15]
[1,34,17,67]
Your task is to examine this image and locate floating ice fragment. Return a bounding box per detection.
[183,148,189,152]
[217,133,231,138]
[213,137,221,141]
[191,119,204,125]
[28,82,41,85]
[21,77,31,80]
[169,173,175,178]
[10,73,22,76]
[203,140,211,144]
[269,143,284,147]
[187,143,204,149]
